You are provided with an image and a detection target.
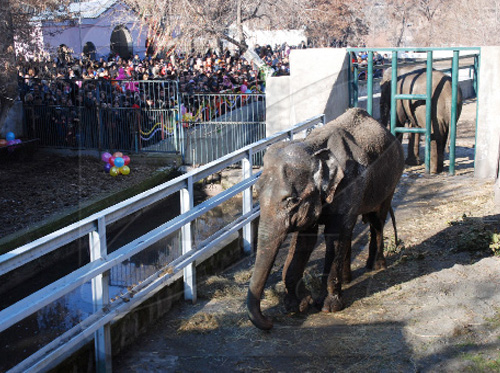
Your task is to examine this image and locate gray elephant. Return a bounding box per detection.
[379,67,463,174]
[247,108,405,330]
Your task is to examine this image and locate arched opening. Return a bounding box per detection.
[110,25,133,59]
[57,44,71,64]
[83,41,96,60]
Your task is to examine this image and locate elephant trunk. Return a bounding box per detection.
[247,216,286,330]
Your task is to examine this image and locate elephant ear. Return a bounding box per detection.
[313,148,345,205]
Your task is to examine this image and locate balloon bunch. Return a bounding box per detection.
[101,151,131,177]
[0,132,22,148]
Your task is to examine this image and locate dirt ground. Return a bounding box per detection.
[0,151,165,240]
[3,101,500,372]
[110,100,500,372]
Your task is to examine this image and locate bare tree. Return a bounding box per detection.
[291,0,367,47]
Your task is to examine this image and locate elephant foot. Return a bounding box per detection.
[366,257,387,271]
[405,157,421,166]
[342,271,352,283]
[284,294,313,313]
[321,294,344,313]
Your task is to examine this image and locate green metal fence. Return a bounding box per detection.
[347,47,481,175]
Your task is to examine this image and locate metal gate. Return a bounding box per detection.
[347,47,480,175]
[22,79,182,154]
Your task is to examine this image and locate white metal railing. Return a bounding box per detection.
[0,114,325,372]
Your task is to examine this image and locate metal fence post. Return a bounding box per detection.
[424,51,434,174]
[242,150,253,254]
[367,51,374,115]
[180,176,196,302]
[449,50,460,175]
[89,216,111,372]
[390,53,398,135]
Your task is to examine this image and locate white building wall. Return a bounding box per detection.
[41,3,148,58]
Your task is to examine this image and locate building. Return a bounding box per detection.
[39,0,149,60]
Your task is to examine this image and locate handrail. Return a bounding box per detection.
[0,113,325,372]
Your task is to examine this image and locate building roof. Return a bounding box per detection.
[68,0,119,19]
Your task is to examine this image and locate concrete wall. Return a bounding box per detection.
[475,46,500,181]
[265,48,350,136]
[1,101,24,138]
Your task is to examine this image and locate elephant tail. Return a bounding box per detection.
[389,205,398,247]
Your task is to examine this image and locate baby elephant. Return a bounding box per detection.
[247,107,405,330]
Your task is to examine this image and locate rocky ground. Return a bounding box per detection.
[112,100,500,372]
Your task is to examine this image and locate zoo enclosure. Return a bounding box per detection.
[21,78,266,165]
[347,47,481,175]
[0,114,325,372]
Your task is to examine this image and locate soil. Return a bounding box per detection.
[3,101,500,372]
[0,152,167,241]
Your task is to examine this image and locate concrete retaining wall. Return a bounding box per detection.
[52,228,253,372]
[266,48,350,136]
[475,46,500,181]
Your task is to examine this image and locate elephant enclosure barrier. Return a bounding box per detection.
[0,114,324,372]
[113,99,500,373]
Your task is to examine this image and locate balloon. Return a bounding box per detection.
[113,151,123,158]
[104,163,111,173]
[101,152,112,163]
[7,140,16,146]
[114,157,125,168]
[120,165,130,175]
[109,166,119,177]
[109,156,116,166]
[123,155,130,166]
[14,139,21,144]
[0,139,7,147]
[241,84,247,93]
[6,132,15,141]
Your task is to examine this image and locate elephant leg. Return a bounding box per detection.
[282,225,318,313]
[320,222,354,313]
[429,119,450,173]
[406,133,421,165]
[363,197,392,271]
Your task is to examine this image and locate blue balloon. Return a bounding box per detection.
[104,163,111,173]
[6,132,15,141]
[114,157,125,168]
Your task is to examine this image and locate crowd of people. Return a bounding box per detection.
[17,43,299,149]
[17,42,296,110]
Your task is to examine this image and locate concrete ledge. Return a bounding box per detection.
[51,226,256,372]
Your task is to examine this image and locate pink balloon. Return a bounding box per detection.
[123,155,131,166]
[101,152,112,163]
[241,84,247,93]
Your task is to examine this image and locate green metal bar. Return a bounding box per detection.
[353,64,359,107]
[367,51,373,115]
[425,51,433,174]
[347,47,480,53]
[394,127,427,134]
[390,53,398,135]
[395,94,427,100]
[473,54,479,97]
[474,51,481,171]
[449,50,460,175]
[348,55,353,107]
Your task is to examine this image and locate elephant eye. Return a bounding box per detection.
[285,196,300,207]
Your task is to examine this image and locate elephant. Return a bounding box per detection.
[379,66,463,174]
[247,107,405,330]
